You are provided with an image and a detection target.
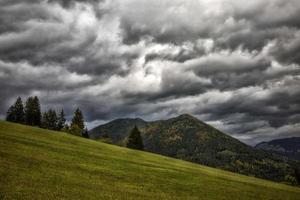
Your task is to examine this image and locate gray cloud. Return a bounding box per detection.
[1,0,300,145]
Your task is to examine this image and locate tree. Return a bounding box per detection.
[82,127,89,138]
[57,109,66,131]
[295,168,300,184]
[14,97,25,123]
[61,124,69,133]
[6,105,16,122]
[41,109,58,130]
[41,111,50,129]
[25,96,41,127]
[33,96,42,126]
[6,97,25,123]
[126,126,144,150]
[47,109,58,130]
[71,108,84,130]
[69,124,82,136]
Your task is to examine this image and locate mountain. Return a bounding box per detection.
[90,114,300,184]
[255,137,300,160]
[89,118,148,144]
[1,121,300,199]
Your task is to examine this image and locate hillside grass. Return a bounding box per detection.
[0,121,299,200]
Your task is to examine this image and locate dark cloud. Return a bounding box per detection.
[1,0,300,145]
[48,0,102,8]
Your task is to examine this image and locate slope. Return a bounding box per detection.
[1,121,300,199]
[90,114,300,184]
[89,118,147,145]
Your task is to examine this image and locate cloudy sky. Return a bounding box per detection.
[1,0,300,145]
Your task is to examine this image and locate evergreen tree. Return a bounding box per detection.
[6,105,16,122]
[126,126,144,150]
[25,96,41,127]
[41,111,50,129]
[33,96,42,127]
[41,109,58,130]
[25,97,34,125]
[47,109,58,130]
[61,124,69,133]
[69,124,82,136]
[295,168,300,184]
[14,97,25,123]
[71,108,84,130]
[57,109,66,131]
[82,127,89,138]
[6,97,25,123]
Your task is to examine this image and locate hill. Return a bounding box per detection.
[90,114,300,184]
[1,121,300,199]
[256,137,300,161]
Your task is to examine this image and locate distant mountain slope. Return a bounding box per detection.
[255,137,300,160]
[89,118,147,144]
[1,121,300,199]
[90,114,300,184]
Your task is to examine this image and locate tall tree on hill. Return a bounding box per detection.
[6,97,25,123]
[69,124,82,136]
[33,96,42,126]
[71,108,84,130]
[25,96,41,126]
[42,109,58,130]
[41,111,50,129]
[57,109,66,131]
[14,97,25,123]
[82,127,89,138]
[25,97,34,125]
[47,109,58,130]
[295,168,300,184]
[6,105,16,122]
[126,126,144,150]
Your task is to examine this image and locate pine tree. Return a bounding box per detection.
[41,109,58,130]
[33,96,42,127]
[126,126,144,150]
[69,124,82,136]
[6,97,25,123]
[47,109,58,130]
[71,108,84,130]
[57,109,66,131]
[6,105,16,122]
[61,124,69,133]
[82,127,89,138]
[41,111,50,129]
[14,97,25,123]
[295,168,300,184]
[25,97,35,126]
[25,96,41,127]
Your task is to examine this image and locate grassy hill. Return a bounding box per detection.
[90,114,300,184]
[1,121,300,200]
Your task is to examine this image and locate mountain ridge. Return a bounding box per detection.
[255,137,300,161]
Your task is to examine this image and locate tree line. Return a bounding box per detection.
[6,96,89,138]
[6,96,144,149]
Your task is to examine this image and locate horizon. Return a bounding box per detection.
[1,0,300,146]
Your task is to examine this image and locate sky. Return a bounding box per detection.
[0,0,300,145]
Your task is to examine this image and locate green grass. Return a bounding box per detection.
[0,121,299,200]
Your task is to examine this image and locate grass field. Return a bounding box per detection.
[0,121,300,200]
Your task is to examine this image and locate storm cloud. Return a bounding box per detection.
[1,0,300,145]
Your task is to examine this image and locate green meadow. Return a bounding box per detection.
[0,121,299,200]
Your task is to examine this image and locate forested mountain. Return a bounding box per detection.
[90,114,300,185]
[256,137,300,161]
